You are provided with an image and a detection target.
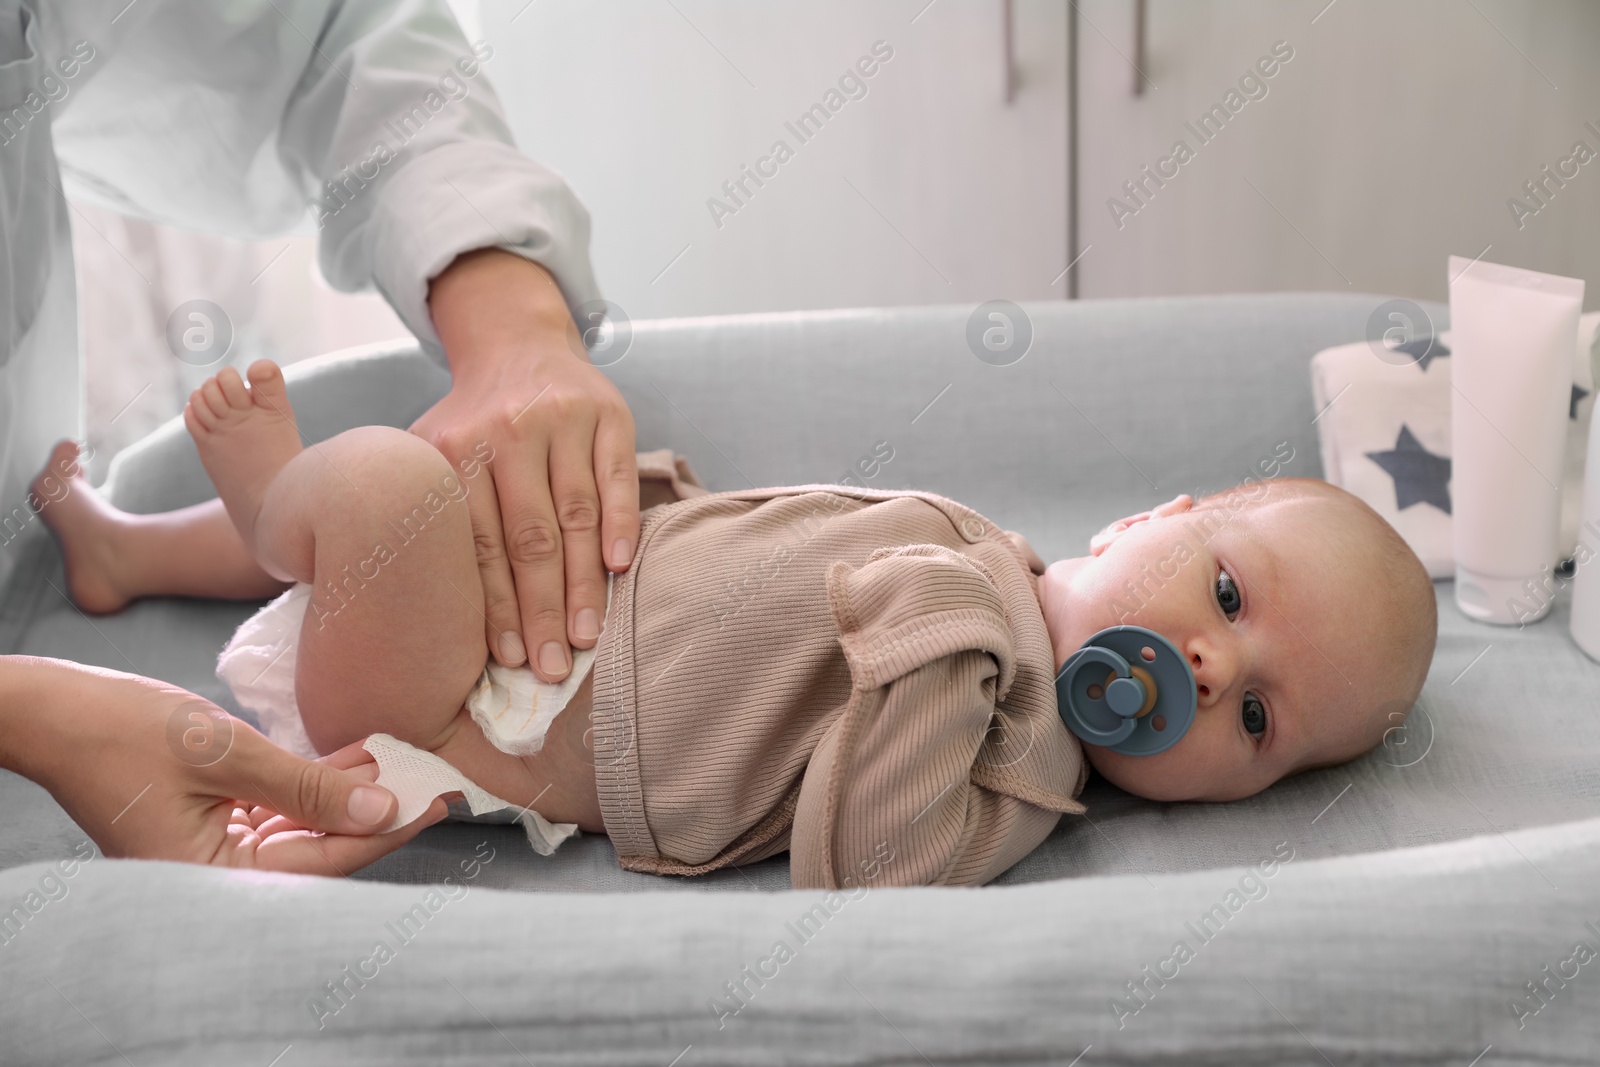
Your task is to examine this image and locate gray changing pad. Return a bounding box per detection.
[2,294,1595,1062]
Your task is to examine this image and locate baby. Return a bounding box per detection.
[35,360,1437,888]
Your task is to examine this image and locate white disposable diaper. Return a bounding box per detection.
[361,733,574,855]
[216,575,613,855]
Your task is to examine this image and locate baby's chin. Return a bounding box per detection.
[1081,740,1259,803]
[1082,743,1186,802]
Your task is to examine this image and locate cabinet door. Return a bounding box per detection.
[1074,0,1600,303]
[481,0,1069,319]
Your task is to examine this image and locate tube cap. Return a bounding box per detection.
[1455,566,1549,626]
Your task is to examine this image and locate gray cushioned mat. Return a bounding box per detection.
[7,294,1597,1060]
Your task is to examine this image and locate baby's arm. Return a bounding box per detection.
[790,545,1082,889]
[793,647,1064,889]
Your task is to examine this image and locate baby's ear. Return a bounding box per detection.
[1088,494,1194,557]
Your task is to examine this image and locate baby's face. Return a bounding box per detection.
[1040,494,1390,802]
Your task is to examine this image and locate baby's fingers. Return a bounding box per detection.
[319,741,383,774]
[250,799,448,876]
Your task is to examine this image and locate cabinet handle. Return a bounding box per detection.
[1003,0,1016,103]
[1133,0,1147,95]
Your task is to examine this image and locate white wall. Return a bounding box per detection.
[481,0,1069,320]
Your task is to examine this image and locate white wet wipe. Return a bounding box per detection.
[468,572,613,756]
[362,733,578,856]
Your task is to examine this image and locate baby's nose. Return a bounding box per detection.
[1187,643,1237,707]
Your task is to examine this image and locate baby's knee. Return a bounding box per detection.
[317,426,467,513]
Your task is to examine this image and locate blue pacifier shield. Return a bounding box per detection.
[1054,626,1197,757]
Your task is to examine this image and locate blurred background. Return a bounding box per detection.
[77,0,1600,476]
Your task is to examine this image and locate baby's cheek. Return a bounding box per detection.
[1084,744,1148,792]
[1085,739,1202,802]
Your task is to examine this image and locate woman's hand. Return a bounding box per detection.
[2,657,445,875]
[417,248,639,683]
[191,741,446,873]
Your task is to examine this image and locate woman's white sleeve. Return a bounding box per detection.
[47,0,598,361]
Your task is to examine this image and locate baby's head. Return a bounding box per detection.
[1037,477,1436,802]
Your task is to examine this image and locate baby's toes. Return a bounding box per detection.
[245,360,289,412]
[186,386,219,431]
[30,439,83,503]
[43,438,80,478]
[215,366,251,409]
[198,375,232,420]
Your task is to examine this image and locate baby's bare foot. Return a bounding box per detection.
[184,360,303,550]
[30,440,133,614]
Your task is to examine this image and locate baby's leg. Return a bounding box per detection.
[188,361,604,831]
[186,361,487,755]
[268,426,490,754]
[30,441,287,613]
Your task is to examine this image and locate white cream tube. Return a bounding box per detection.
[1449,256,1584,625]
[1570,320,1600,657]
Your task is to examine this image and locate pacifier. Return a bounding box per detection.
[1054,626,1197,756]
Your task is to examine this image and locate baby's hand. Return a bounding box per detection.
[211,745,449,874]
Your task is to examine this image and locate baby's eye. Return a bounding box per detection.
[1242,694,1267,740]
[1215,569,1241,618]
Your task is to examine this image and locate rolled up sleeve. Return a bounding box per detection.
[359,138,600,361]
[51,0,600,362]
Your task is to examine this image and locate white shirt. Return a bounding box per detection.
[0,0,599,601]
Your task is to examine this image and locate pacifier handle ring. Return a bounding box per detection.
[1057,646,1141,744]
[1062,646,1127,687]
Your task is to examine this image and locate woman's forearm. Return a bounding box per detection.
[0,655,92,788]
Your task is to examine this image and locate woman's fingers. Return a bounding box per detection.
[548,417,609,650]
[457,461,527,667]
[491,428,572,682]
[593,403,640,573]
[212,725,399,835]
